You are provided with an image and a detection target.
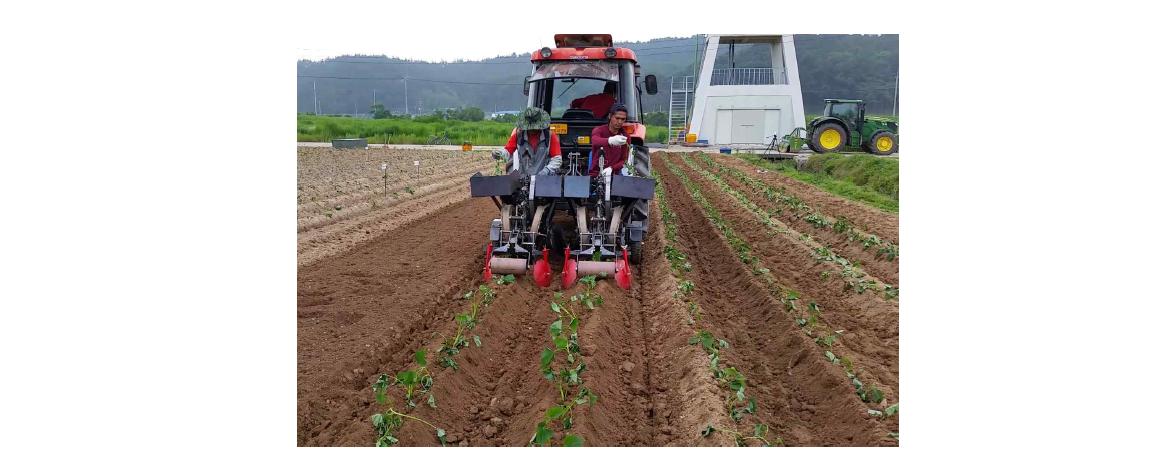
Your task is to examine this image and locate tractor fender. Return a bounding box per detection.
[808,116,848,132]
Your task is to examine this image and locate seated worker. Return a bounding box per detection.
[588,104,631,176]
[491,107,562,176]
[569,81,617,119]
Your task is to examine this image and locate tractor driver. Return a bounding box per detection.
[569,81,617,119]
[588,104,631,177]
[491,107,562,176]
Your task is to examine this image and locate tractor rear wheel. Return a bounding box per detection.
[810,123,847,153]
[868,131,898,155]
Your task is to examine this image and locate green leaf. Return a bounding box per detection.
[867,409,883,417]
[554,336,569,351]
[415,349,427,366]
[562,416,573,430]
[427,393,437,408]
[884,403,899,417]
[371,413,385,427]
[546,405,567,420]
[473,335,482,347]
[533,425,554,446]
[563,435,584,447]
[701,424,716,437]
[569,317,579,330]
[824,351,839,363]
[865,387,885,404]
[540,348,555,368]
[436,428,447,445]
[549,320,563,337]
[754,423,767,438]
[747,396,757,414]
[396,370,417,385]
[551,302,561,313]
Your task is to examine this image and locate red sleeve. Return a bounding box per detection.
[549,133,561,157]
[503,129,517,155]
[589,126,610,150]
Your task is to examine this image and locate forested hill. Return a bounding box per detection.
[297,34,897,117]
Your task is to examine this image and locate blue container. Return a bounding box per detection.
[719,147,732,154]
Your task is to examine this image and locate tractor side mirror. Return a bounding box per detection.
[523,76,530,96]
[644,74,658,95]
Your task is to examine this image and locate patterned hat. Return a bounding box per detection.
[516,107,551,130]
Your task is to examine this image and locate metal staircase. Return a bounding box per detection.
[667,76,694,144]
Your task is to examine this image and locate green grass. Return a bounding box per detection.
[738,154,898,213]
[297,114,669,146]
[804,154,898,199]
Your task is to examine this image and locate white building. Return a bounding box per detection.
[679,35,805,146]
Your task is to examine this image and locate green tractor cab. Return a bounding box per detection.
[806,99,898,155]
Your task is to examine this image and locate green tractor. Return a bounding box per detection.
[780,99,898,155]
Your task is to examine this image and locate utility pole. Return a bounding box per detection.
[892,74,898,116]
[373,89,377,106]
[403,76,409,116]
[313,80,318,114]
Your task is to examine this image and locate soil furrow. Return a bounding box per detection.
[393,283,558,447]
[297,198,489,445]
[666,154,899,412]
[654,153,893,446]
[296,160,491,226]
[297,187,485,267]
[693,154,899,286]
[716,155,898,244]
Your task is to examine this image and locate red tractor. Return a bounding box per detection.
[470,34,660,289]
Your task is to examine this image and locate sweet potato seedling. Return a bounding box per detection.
[702,423,783,447]
[369,349,445,446]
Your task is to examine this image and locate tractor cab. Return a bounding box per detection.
[823,99,865,133]
[523,34,659,175]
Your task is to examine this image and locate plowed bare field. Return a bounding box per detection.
[298,147,898,446]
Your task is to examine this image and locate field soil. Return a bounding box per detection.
[298,147,899,446]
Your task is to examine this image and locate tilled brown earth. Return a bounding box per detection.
[299,150,898,446]
[298,197,729,446]
[663,154,898,423]
[717,155,898,245]
[691,154,899,286]
[655,154,896,445]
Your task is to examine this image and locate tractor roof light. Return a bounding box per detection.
[540,47,552,58]
[604,47,617,58]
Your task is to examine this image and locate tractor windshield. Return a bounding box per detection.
[827,102,859,122]
[527,60,638,121]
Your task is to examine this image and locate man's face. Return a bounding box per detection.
[609,112,627,130]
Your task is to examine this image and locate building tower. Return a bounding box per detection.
[680,35,805,146]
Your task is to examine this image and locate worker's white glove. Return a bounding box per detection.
[491,148,507,160]
[538,155,562,176]
[607,135,627,146]
[600,167,612,178]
